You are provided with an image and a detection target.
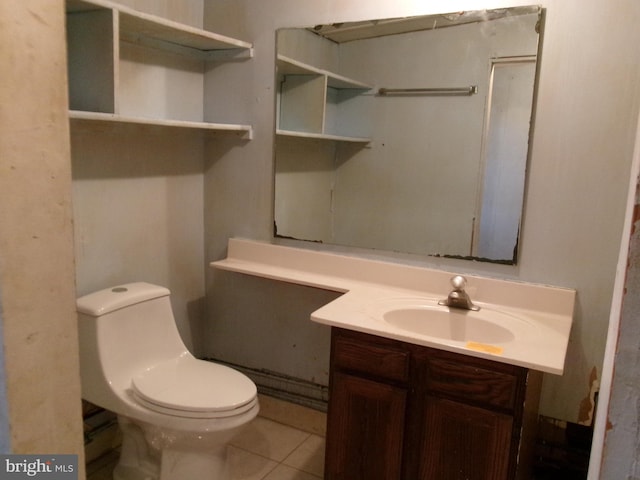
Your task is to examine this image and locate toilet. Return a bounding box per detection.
[76,282,259,480]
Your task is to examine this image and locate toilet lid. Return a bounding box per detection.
[131,356,257,417]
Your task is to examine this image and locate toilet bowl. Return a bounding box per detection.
[76,282,259,480]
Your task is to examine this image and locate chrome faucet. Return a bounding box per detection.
[438,275,480,311]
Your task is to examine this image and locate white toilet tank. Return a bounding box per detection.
[77,282,189,410]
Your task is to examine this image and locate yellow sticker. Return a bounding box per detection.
[466,341,504,355]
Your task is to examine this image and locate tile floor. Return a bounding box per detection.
[86,395,327,480]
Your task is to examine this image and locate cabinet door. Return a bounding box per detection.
[416,396,513,480]
[325,371,407,480]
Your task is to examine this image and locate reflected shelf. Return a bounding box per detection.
[277,54,372,89]
[276,128,371,144]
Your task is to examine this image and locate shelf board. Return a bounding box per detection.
[70,111,252,138]
[276,129,370,144]
[118,9,252,53]
[67,0,252,55]
[277,54,372,89]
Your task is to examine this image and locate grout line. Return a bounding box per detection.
[280,434,326,478]
[280,434,309,463]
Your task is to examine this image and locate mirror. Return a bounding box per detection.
[274,6,542,264]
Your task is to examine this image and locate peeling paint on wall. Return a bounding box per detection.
[578,366,599,426]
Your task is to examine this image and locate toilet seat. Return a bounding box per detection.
[131,355,257,419]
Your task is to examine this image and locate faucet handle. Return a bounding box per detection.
[450,275,467,291]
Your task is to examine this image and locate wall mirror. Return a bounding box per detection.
[273,6,542,264]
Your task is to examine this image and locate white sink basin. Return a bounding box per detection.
[366,297,539,348]
[383,305,517,344]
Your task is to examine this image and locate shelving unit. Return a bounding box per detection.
[276,54,372,143]
[66,0,253,137]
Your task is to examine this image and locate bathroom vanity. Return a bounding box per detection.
[212,238,575,480]
[326,327,541,480]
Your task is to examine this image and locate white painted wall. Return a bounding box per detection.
[71,126,205,351]
[203,0,640,425]
[111,0,204,28]
[70,0,207,352]
[588,85,640,480]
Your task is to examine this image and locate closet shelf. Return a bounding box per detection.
[277,54,372,89]
[276,129,370,144]
[70,111,253,138]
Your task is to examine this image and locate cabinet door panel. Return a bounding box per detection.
[325,372,407,480]
[418,397,513,480]
[333,330,409,383]
[425,356,519,410]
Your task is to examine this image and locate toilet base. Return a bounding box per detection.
[114,448,228,480]
[113,413,251,480]
[114,418,159,480]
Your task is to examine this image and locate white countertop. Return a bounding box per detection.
[211,238,576,375]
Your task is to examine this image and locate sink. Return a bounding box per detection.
[383,306,516,343]
[368,297,536,346]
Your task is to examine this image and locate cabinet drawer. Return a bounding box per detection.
[332,329,409,383]
[425,356,521,410]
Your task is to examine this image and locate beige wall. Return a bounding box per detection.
[0,0,85,473]
[203,0,640,424]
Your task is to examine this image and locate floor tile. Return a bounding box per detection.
[228,446,278,480]
[258,395,327,436]
[230,417,311,462]
[262,464,322,480]
[282,434,325,477]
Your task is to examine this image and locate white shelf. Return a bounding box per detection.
[119,9,251,54]
[67,0,252,55]
[277,54,371,89]
[66,0,253,135]
[70,111,253,138]
[276,129,369,144]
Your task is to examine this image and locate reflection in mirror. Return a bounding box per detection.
[274,6,542,264]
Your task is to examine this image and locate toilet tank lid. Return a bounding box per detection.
[77,282,170,316]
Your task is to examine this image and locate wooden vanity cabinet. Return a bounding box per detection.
[325,328,542,480]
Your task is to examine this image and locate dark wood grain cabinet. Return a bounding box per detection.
[325,328,542,480]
